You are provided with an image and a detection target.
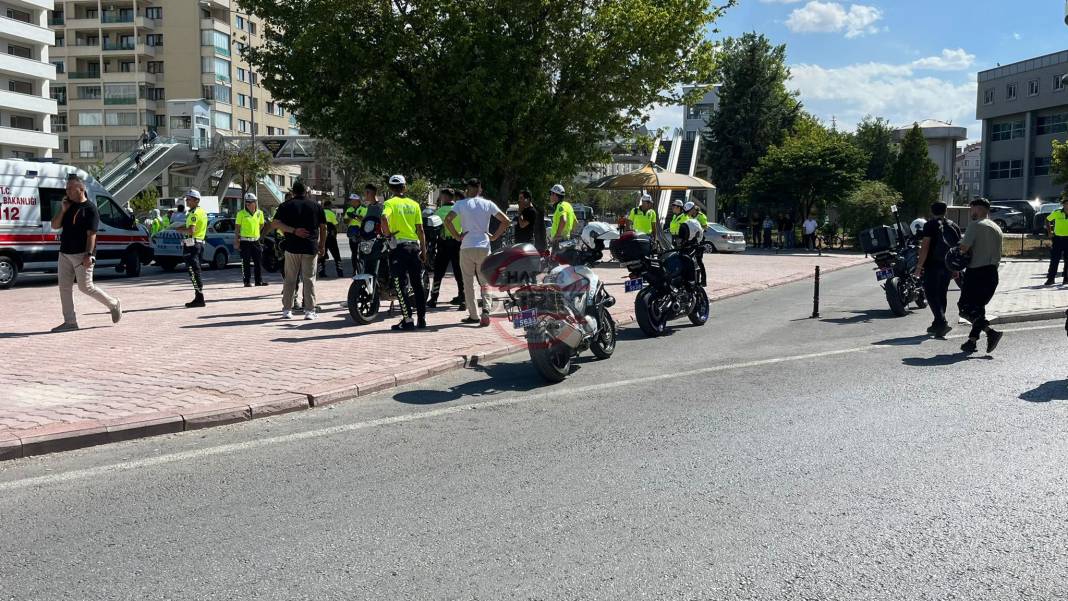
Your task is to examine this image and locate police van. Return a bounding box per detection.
[0,160,153,289]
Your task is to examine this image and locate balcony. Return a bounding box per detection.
[0,89,57,115]
[200,17,230,34]
[101,70,159,84]
[65,18,101,30]
[0,15,54,46]
[101,40,135,51]
[49,17,64,26]
[100,12,134,24]
[0,52,55,80]
[0,126,59,151]
[65,43,101,58]
[67,71,101,79]
[103,96,137,105]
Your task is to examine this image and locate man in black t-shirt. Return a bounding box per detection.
[514,189,538,245]
[914,201,959,338]
[270,181,326,320]
[50,173,121,332]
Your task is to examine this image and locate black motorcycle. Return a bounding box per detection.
[610,230,710,337]
[859,220,927,317]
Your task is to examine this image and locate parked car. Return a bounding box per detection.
[1033,203,1063,233]
[703,223,746,253]
[989,205,1028,232]
[152,215,240,271]
[991,199,1040,225]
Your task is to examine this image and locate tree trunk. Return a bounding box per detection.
[496,173,518,210]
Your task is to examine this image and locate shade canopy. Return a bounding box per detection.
[586,163,716,192]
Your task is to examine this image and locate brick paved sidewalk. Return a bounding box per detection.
[987,260,1068,320]
[0,251,867,458]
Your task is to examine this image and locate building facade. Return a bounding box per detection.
[892,120,967,205]
[682,85,719,142]
[954,142,982,204]
[977,50,1068,202]
[0,0,58,159]
[48,0,299,191]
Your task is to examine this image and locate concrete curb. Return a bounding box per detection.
[990,308,1068,325]
[0,258,867,462]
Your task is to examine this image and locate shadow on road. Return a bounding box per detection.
[821,309,894,325]
[901,354,994,367]
[1019,380,1068,403]
[874,334,932,346]
[392,362,546,405]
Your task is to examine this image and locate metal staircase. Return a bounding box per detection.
[97,140,195,205]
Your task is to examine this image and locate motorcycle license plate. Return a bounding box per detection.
[624,278,644,293]
[876,268,894,281]
[513,308,537,329]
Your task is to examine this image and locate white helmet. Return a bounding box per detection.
[678,220,704,244]
[910,218,927,236]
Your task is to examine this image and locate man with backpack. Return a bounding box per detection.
[914,201,960,338]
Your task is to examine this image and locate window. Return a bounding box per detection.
[214,111,231,130]
[7,44,31,59]
[77,111,103,126]
[989,160,1023,179]
[50,86,67,105]
[1034,157,1052,176]
[95,197,130,229]
[170,115,192,130]
[52,60,64,74]
[86,8,98,19]
[235,15,245,30]
[201,30,230,56]
[146,34,163,47]
[104,83,137,105]
[145,7,162,20]
[9,115,34,130]
[55,36,64,48]
[991,121,1024,141]
[248,21,257,35]
[1029,79,1041,97]
[105,139,140,153]
[203,84,231,104]
[1006,82,1017,101]
[1036,113,1068,135]
[236,67,246,83]
[984,88,994,105]
[119,60,134,73]
[203,57,231,82]
[53,113,67,132]
[1056,75,1065,92]
[237,93,247,108]
[238,118,250,133]
[6,8,31,23]
[147,61,164,74]
[77,85,102,100]
[8,80,31,94]
[10,150,33,160]
[145,87,165,101]
[105,111,138,126]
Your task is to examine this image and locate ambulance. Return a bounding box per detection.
[0,160,153,289]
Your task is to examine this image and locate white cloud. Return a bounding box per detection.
[759,0,804,3]
[911,48,975,71]
[1013,32,1022,40]
[786,1,884,38]
[644,103,684,135]
[790,59,980,139]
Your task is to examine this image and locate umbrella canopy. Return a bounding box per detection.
[586,163,716,192]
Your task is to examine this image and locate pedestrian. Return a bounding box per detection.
[172,204,186,227]
[144,208,164,237]
[548,184,576,248]
[762,214,774,249]
[343,193,363,273]
[174,189,208,308]
[360,183,385,277]
[956,198,1004,354]
[235,192,267,288]
[726,213,737,232]
[162,209,172,229]
[318,199,343,278]
[381,175,428,331]
[914,201,961,338]
[445,178,511,326]
[783,212,796,249]
[428,188,464,308]
[751,215,761,247]
[802,213,818,250]
[134,149,144,170]
[271,181,325,320]
[1044,197,1068,286]
[49,173,121,332]
[139,128,149,149]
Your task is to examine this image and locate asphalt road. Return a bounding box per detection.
[3,264,1067,600]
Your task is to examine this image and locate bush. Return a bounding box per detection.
[836,180,901,240]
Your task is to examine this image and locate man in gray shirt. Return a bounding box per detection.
[957,198,1004,354]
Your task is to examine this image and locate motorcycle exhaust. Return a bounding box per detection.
[548,320,585,349]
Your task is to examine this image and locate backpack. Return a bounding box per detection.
[931,218,963,270]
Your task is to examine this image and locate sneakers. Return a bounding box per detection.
[185,294,205,308]
[925,324,937,334]
[255,281,269,286]
[1046,278,1056,286]
[427,297,438,309]
[417,317,427,329]
[479,313,491,327]
[244,282,252,288]
[448,296,464,305]
[110,300,122,324]
[281,310,293,319]
[960,339,978,354]
[391,319,416,331]
[457,302,466,312]
[50,322,79,333]
[986,329,1004,353]
[304,311,319,321]
[336,269,344,278]
[461,317,480,324]
[933,324,953,339]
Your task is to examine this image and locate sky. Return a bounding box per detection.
[646,0,1068,142]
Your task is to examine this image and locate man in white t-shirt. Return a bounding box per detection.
[802,213,819,250]
[445,178,512,326]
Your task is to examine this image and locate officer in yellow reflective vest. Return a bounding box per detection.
[381,175,428,330]
[1046,198,1068,286]
[548,183,576,248]
[235,192,267,287]
[175,188,208,307]
[627,193,659,237]
[686,201,708,228]
[318,199,344,278]
[668,199,689,237]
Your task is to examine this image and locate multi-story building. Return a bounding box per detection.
[681,85,719,142]
[892,120,967,205]
[977,50,1068,202]
[0,0,59,159]
[48,0,299,194]
[954,142,982,204]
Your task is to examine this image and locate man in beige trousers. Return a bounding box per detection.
[444,178,510,327]
[50,173,121,332]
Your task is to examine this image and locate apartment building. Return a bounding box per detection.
[0,0,58,159]
[954,142,982,204]
[976,50,1068,202]
[48,0,299,189]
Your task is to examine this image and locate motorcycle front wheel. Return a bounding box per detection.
[884,277,908,317]
[529,339,572,383]
[688,286,710,326]
[635,288,668,337]
[589,308,617,359]
[348,281,381,324]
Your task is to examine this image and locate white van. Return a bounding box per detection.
[0,160,153,289]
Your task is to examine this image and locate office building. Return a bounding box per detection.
[977,50,1068,202]
[954,142,982,204]
[0,0,59,159]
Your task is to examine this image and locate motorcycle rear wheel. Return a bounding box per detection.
[635,289,668,337]
[348,281,381,324]
[529,340,572,383]
[688,286,710,326]
[884,277,908,317]
[589,308,617,359]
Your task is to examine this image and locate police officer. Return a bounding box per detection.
[548,183,576,248]
[235,192,267,287]
[175,189,207,307]
[428,188,464,308]
[318,199,344,278]
[381,175,428,331]
[343,193,363,273]
[145,209,164,237]
[669,199,689,240]
[1044,197,1068,286]
[627,193,659,236]
[687,201,709,228]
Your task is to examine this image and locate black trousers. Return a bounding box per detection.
[349,240,361,274]
[958,265,999,339]
[184,242,204,295]
[430,237,463,301]
[240,241,263,284]
[319,229,342,274]
[390,243,426,320]
[803,233,816,250]
[922,265,952,327]
[1048,236,1068,279]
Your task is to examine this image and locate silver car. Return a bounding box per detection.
[703,223,746,253]
[988,205,1027,232]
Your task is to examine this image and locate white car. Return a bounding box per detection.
[703,223,746,253]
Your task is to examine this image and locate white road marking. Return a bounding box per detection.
[0,324,1062,492]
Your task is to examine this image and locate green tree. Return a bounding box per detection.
[407,178,433,205]
[238,0,734,206]
[314,139,376,198]
[851,115,897,181]
[1050,139,1068,196]
[739,120,864,219]
[130,187,160,217]
[837,180,902,239]
[702,32,801,206]
[887,123,941,218]
[220,145,274,198]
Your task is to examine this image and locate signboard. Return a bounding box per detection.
[261,139,287,157]
[0,184,40,227]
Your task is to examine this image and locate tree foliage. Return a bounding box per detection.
[1050,139,1068,192]
[739,118,864,219]
[220,145,274,197]
[887,124,941,218]
[130,187,159,216]
[851,115,897,181]
[702,32,801,204]
[314,139,376,199]
[837,180,902,239]
[238,0,734,206]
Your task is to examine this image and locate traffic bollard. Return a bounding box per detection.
[811,266,820,319]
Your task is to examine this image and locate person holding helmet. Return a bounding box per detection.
[381,175,428,331]
[956,198,1004,354]
[235,192,267,288]
[548,183,576,247]
[175,188,208,308]
[627,193,659,236]
[914,202,960,338]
